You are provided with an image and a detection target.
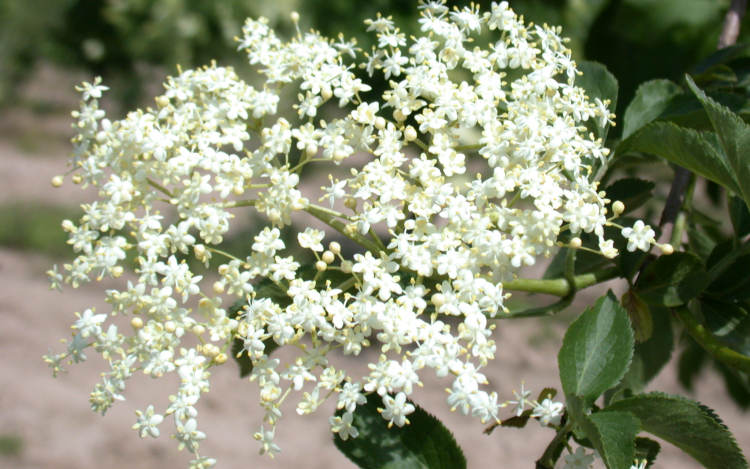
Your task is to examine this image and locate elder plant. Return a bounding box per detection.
[45,1,750,469]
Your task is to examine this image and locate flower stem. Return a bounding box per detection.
[674,304,750,373]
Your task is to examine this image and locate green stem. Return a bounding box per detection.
[536,417,575,469]
[454,143,483,152]
[223,199,258,209]
[502,266,620,297]
[304,205,381,254]
[674,304,750,373]
[147,179,173,198]
[670,173,696,248]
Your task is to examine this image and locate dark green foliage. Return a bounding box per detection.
[333,393,466,469]
[635,252,709,307]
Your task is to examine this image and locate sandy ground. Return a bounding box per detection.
[0,68,748,469]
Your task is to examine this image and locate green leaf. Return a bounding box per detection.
[558,292,634,404]
[543,246,612,280]
[692,43,750,76]
[622,79,682,139]
[604,392,749,469]
[686,76,750,209]
[616,122,745,199]
[621,290,652,343]
[603,178,656,215]
[634,437,661,468]
[715,362,750,410]
[700,299,750,356]
[705,241,750,301]
[729,195,750,238]
[635,252,709,307]
[687,226,717,262]
[625,306,674,392]
[678,336,710,391]
[658,90,750,132]
[334,393,466,469]
[576,60,619,140]
[566,395,639,469]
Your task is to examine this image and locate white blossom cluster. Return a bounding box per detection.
[44,1,658,466]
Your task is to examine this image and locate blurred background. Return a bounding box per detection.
[0,0,748,468]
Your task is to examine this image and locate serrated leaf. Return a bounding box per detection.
[603,178,656,215]
[622,79,682,139]
[686,76,750,210]
[635,252,709,307]
[558,292,634,404]
[700,299,750,356]
[566,395,640,469]
[587,411,640,469]
[622,290,653,343]
[334,393,466,469]
[616,121,745,199]
[604,391,749,469]
[729,195,750,238]
[634,437,661,468]
[576,60,618,141]
[619,306,674,393]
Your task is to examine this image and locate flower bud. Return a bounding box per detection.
[316,260,327,271]
[329,242,341,254]
[321,87,333,101]
[306,144,318,157]
[612,201,625,215]
[164,321,176,333]
[431,293,445,308]
[341,260,353,274]
[290,11,300,23]
[131,317,144,329]
[51,175,64,188]
[322,251,335,264]
[344,198,357,210]
[112,266,124,278]
[214,353,228,365]
[233,186,245,196]
[213,281,225,294]
[71,173,83,185]
[660,243,674,255]
[404,126,417,141]
[570,237,582,249]
[61,220,75,232]
[191,325,206,336]
[155,96,169,108]
[375,117,386,130]
[333,150,347,162]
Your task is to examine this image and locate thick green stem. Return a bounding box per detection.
[502,266,620,297]
[674,304,750,373]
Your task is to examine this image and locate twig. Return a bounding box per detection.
[718,0,747,49]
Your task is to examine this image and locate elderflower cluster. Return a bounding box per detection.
[44,1,655,465]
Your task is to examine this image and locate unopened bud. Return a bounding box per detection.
[155,96,169,108]
[344,198,357,210]
[111,266,124,278]
[51,175,64,188]
[214,353,228,365]
[431,293,445,308]
[164,321,176,333]
[290,11,300,23]
[404,126,417,141]
[612,201,625,215]
[306,144,318,157]
[321,87,333,101]
[570,237,582,249]
[131,317,144,330]
[213,281,225,294]
[333,150,346,162]
[71,173,83,185]
[233,186,245,196]
[375,117,386,130]
[192,325,206,336]
[660,244,674,255]
[329,242,341,255]
[316,260,327,271]
[341,261,353,274]
[322,251,335,264]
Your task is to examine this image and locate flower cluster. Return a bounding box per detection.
[45,1,658,465]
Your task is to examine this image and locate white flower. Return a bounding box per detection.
[563,447,595,469]
[330,411,359,440]
[380,392,415,427]
[174,419,206,453]
[621,220,656,252]
[133,406,164,438]
[254,425,281,458]
[507,382,531,417]
[530,398,564,427]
